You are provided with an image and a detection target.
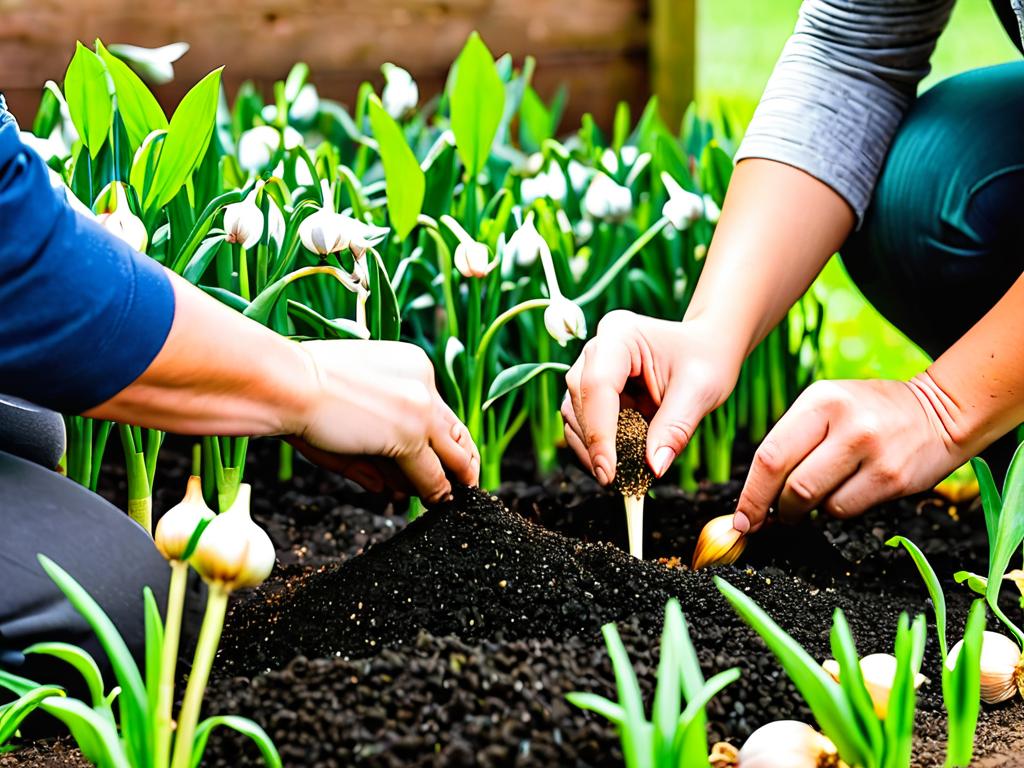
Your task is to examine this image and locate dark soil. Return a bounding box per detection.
[6,440,1024,766]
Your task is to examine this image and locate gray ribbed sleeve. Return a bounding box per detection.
[735,0,956,224]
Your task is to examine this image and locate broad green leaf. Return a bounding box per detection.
[96,40,167,152]
[39,697,129,768]
[144,67,223,211]
[483,363,569,410]
[64,42,113,159]
[886,535,947,660]
[450,33,505,178]
[23,642,104,709]
[367,248,401,341]
[191,715,281,768]
[945,599,985,767]
[715,577,870,767]
[983,443,1024,645]
[367,96,424,240]
[829,611,883,765]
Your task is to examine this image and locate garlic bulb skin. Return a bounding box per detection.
[191,484,276,591]
[692,515,747,570]
[737,721,839,768]
[154,475,214,562]
[947,630,1024,704]
[822,653,926,719]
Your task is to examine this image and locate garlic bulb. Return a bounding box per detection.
[191,484,276,591]
[822,653,926,719]
[154,475,215,562]
[692,515,747,570]
[736,721,840,768]
[947,630,1024,704]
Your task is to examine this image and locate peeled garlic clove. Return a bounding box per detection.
[822,653,925,719]
[154,475,215,562]
[737,720,840,768]
[692,515,747,570]
[947,630,1023,704]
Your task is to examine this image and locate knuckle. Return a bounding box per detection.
[654,419,694,448]
[597,309,636,334]
[786,476,818,503]
[753,439,786,475]
[872,461,907,493]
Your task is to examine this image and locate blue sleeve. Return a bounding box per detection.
[0,112,175,414]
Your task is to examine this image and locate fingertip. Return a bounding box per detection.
[593,455,614,486]
[650,445,675,478]
[732,511,750,534]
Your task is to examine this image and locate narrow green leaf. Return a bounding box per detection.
[287,300,370,341]
[450,32,505,177]
[483,363,570,410]
[674,667,741,741]
[566,692,626,726]
[983,444,1024,645]
[64,42,113,159]
[143,587,163,722]
[0,685,64,745]
[829,610,884,764]
[23,642,105,709]
[367,248,401,341]
[191,715,281,768]
[944,599,985,767]
[675,608,709,764]
[954,571,988,597]
[39,697,129,768]
[882,614,926,768]
[96,40,167,152]
[652,599,682,765]
[367,96,424,240]
[602,622,651,768]
[886,535,948,660]
[971,457,1002,562]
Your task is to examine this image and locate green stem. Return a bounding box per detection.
[278,441,294,483]
[154,561,188,768]
[170,585,229,768]
[578,217,669,307]
[120,424,153,534]
[237,244,250,301]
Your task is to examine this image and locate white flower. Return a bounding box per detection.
[442,215,497,278]
[583,173,632,222]
[703,194,722,224]
[191,484,276,591]
[96,182,148,252]
[381,63,419,120]
[544,296,587,347]
[107,42,190,86]
[520,164,567,205]
[272,159,315,188]
[223,182,285,249]
[289,83,320,124]
[567,160,590,192]
[661,172,705,231]
[299,181,388,256]
[237,125,303,173]
[155,476,215,563]
[505,213,548,268]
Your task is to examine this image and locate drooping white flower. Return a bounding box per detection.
[223,182,285,249]
[299,180,388,256]
[544,296,587,348]
[381,63,419,120]
[191,484,276,591]
[96,182,148,252]
[107,42,190,86]
[703,194,722,224]
[441,215,497,279]
[583,173,632,222]
[289,83,320,124]
[237,125,303,173]
[520,164,568,206]
[660,172,705,231]
[505,212,548,268]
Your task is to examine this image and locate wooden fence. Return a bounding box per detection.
[0,0,694,133]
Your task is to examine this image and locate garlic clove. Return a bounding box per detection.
[947,630,1023,704]
[692,515,747,570]
[154,475,215,562]
[737,720,841,768]
[822,653,926,719]
[191,484,276,591]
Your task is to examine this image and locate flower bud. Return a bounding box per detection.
[506,213,547,268]
[299,181,388,256]
[583,173,632,222]
[381,63,419,119]
[661,172,705,231]
[223,192,265,250]
[692,515,747,570]
[822,652,926,718]
[520,164,568,205]
[154,475,215,562]
[454,240,497,278]
[544,296,587,347]
[191,484,276,591]
[238,125,303,173]
[107,42,189,86]
[734,721,840,768]
[96,182,148,252]
[947,630,1024,704]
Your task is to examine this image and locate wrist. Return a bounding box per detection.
[270,339,324,438]
[905,370,978,459]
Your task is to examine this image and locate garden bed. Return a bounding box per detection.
[10,440,1024,767]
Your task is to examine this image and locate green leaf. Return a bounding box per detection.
[652,599,682,765]
[143,587,163,721]
[886,535,947,659]
[182,235,227,283]
[971,457,1002,562]
[674,668,741,755]
[566,692,626,726]
[602,621,651,768]
[983,443,1024,645]
[144,67,223,211]
[674,605,710,764]
[23,642,105,709]
[483,363,569,410]
[367,96,424,240]
[450,33,505,178]
[0,685,64,745]
[64,42,113,159]
[715,577,870,767]
[367,249,401,341]
[882,614,926,768]
[945,599,985,767]
[39,697,129,768]
[244,265,354,325]
[96,40,167,152]
[191,715,281,768]
[954,571,988,597]
[287,300,370,341]
[828,611,883,764]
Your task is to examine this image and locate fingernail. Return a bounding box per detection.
[594,459,611,486]
[732,512,750,534]
[652,446,675,477]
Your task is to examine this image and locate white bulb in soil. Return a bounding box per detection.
[737,721,840,767]
[947,630,1024,704]
[822,653,926,719]
[154,475,215,563]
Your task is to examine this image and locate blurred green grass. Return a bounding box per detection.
[694,0,1019,379]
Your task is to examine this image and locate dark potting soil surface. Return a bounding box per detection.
[8,439,1024,767]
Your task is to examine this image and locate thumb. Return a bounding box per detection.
[645,383,709,478]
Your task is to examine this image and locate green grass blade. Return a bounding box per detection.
[652,600,683,765]
[971,457,1002,563]
[0,686,63,745]
[715,577,870,767]
[675,609,709,763]
[190,715,281,768]
[829,610,883,766]
[23,642,105,709]
[944,600,986,768]
[982,444,1024,645]
[886,536,947,660]
[601,621,650,768]
[882,614,926,768]
[673,668,740,764]
[566,693,626,726]
[143,587,164,724]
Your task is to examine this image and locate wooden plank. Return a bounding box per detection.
[0,0,650,129]
[650,0,696,130]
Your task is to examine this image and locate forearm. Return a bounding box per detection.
[911,272,1024,456]
[683,158,855,361]
[85,271,315,437]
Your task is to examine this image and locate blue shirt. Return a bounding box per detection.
[0,99,174,413]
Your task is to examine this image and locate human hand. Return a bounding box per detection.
[561,310,743,486]
[288,340,479,502]
[733,376,968,533]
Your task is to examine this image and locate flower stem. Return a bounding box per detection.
[153,561,189,768]
[170,584,229,768]
[577,217,669,306]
